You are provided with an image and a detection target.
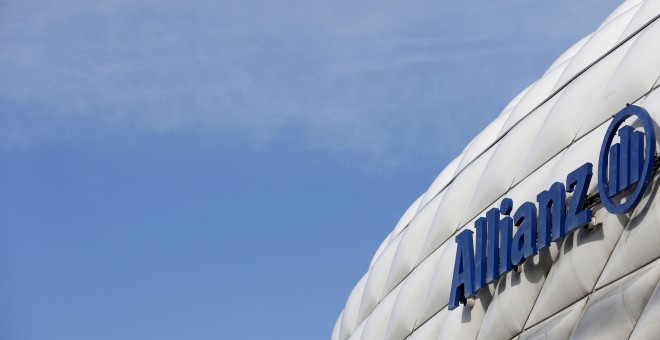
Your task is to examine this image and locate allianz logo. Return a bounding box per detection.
[449,105,657,310]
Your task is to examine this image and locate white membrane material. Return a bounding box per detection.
[385,191,446,294]
[384,248,443,340]
[415,239,458,326]
[551,4,639,90]
[499,62,569,136]
[420,158,461,209]
[361,286,401,340]
[544,34,590,77]
[332,313,342,340]
[570,259,660,340]
[391,195,423,240]
[339,274,369,340]
[600,0,643,30]
[334,2,660,339]
[454,114,508,176]
[629,275,660,340]
[407,308,448,340]
[520,298,587,340]
[419,147,495,262]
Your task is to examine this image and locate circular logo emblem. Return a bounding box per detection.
[598,105,656,214]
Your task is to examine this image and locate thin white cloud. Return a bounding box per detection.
[0,0,623,167]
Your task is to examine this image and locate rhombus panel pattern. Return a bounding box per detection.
[333,0,660,339]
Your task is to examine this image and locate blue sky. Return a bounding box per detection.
[0,1,622,339]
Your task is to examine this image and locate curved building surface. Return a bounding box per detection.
[332,1,660,339]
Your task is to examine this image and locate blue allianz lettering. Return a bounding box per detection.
[449,104,656,310]
[448,164,592,310]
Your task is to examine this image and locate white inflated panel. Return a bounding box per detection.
[501,84,532,116]
[419,147,496,262]
[641,87,660,115]
[357,233,403,326]
[348,321,365,340]
[406,308,448,340]
[463,94,554,220]
[629,277,660,340]
[569,259,660,340]
[544,34,590,76]
[616,0,660,42]
[454,114,508,175]
[577,18,660,138]
[552,5,638,90]
[385,247,443,340]
[458,135,507,226]
[391,195,424,240]
[520,298,587,340]
[527,205,628,327]
[369,233,392,270]
[516,39,633,185]
[596,173,660,288]
[339,274,369,340]
[509,152,565,210]
[415,239,458,327]
[385,191,446,294]
[420,157,461,209]
[332,312,343,340]
[546,122,609,197]
[599,0,643,29]
[436,287,493,340]
[361,286,401,340]
[499,61,569,136]
[476,231,560,340]
[496,107,514,122]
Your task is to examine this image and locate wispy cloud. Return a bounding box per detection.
[0,0,623,167]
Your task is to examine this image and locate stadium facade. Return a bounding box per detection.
[332,1,660,339]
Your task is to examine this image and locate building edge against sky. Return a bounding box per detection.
[332,1,660,339]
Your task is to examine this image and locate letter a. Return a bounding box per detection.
[449,229,476,310]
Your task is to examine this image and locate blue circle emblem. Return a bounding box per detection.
[598,105,656,214]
